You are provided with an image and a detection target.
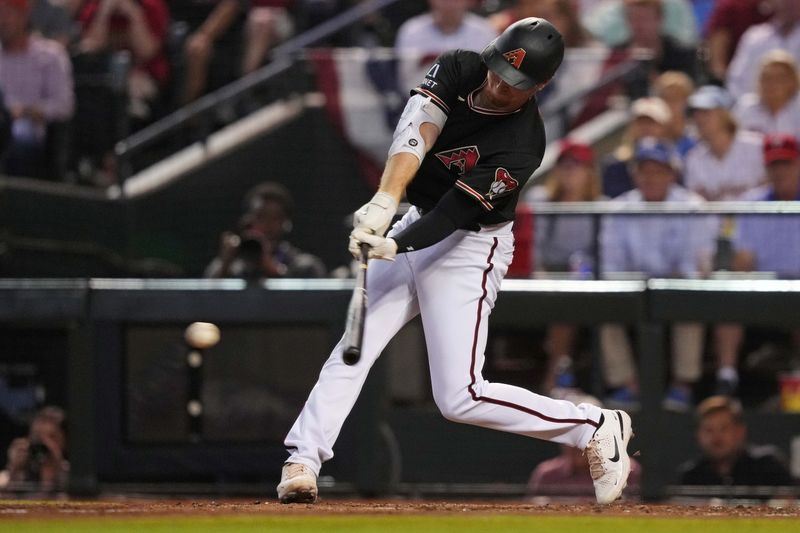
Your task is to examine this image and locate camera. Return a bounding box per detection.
[25,441,50,479]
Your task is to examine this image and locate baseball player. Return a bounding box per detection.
[277,18,633,505]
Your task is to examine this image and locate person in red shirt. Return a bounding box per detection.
[705,0,773,83]
[78,0,170,120]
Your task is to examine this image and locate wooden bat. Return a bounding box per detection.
[343,243,369,365]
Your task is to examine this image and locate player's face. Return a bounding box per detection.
[482,70,539,111]
[697,411,746,464]
[633,159,675,201]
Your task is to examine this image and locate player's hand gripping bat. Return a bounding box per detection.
[343,243,369,365]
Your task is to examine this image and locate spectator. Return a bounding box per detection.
[599,138,716,412]
[601,96,671,198]
[714,133,800,398]
[78,0,170,122]
[0,406,68,493]
[395,0,497,91]
[726,0,800,99]
[30,0,74,45]
[174,0,245,104]
[734,50,800,142]
[679,396,794,488]
[205,181,327,279]
[527,140,603,393]
[653,70,696,158]
[0,0,73,178]
[685,85,766,202]
[583,0,699,49]
[612,0,697,85]
[705,0,773,84]
[527,392,642,502]
[241,1,296,75]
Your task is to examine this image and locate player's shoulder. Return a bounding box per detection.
[435,49,484,72]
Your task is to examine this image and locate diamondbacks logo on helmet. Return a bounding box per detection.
[488,168,518,198]
[435,146,480,176]
[502,48,526,70]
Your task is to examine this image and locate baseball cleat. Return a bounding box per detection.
[277,462,318,504]
[585,409,633,504]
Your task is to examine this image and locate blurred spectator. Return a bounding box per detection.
[0,406,68,493]
[653,70,696,158]
[599,138,716,412]
[734,50,800,142]
[583,0,699,49]
[527,391,642,502]
[612,0,697,84]
[685,85,766,202]
[679,396,794,488]
[78,0,170,122]
[726,0,800,99]
[395,0,497,91]
[241,1,296,75]
[205,181,327,279]
[0,0,74,178]
[174,0,245,104]
[714,133,800,398]
[527,140,603,393]
[30,0,73,45]
[489,0,597,47]
[601,96,671,198]
[705,0,773,84]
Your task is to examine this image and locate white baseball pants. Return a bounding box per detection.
[284,208,602,475]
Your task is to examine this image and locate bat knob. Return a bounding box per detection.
[343,348,360,365]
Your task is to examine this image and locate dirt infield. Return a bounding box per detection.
[1,499,799,520]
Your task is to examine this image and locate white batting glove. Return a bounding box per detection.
[350,229,398,261]
[353,192,398,236]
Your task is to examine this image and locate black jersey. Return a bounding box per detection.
[407,50,547,225]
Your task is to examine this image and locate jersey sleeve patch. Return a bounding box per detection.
[455,179,493,211]
[487,168,519,199]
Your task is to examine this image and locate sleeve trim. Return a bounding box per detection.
[413,87,451,114]
[455,180,493,211]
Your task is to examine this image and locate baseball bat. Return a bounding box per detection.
[343,243,369,365]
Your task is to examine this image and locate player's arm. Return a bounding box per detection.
[352,94,446,236]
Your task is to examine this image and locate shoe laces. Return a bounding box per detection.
[584,440,606,480]
[285,463,311,478]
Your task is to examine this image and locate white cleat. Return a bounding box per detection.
[585,409,633,504]
[276,463,318,504]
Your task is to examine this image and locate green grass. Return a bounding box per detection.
[4,515,799,532]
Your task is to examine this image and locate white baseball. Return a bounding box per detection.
[184,322,220,349]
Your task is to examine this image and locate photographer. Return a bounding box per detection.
[0,406,68,493]
[204,181,327,280]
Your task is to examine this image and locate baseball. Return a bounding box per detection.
[184,322,220,349]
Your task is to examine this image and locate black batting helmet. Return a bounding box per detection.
[481,17,565,90]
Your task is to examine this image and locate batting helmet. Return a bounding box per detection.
[481,17,565,90]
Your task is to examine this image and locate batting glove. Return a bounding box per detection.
[350,229,398,261]
[353,192,398,236]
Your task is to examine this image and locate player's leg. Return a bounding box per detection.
[279,215,420,502]
[414,228,600,447]
[414,227,632,503]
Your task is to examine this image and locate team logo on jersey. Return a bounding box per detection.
[435,145,480,176]
[488,168,518,198]
[503,48,526,70]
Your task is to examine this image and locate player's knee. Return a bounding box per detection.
[433,389,475,423]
